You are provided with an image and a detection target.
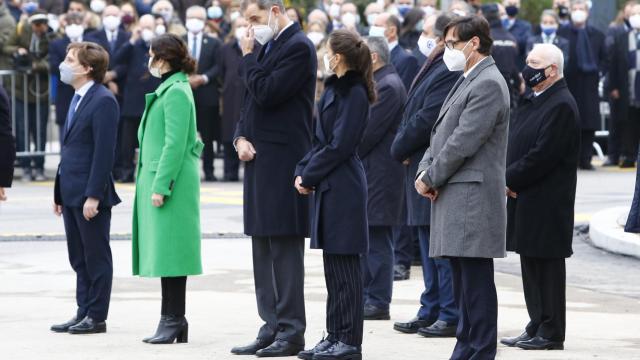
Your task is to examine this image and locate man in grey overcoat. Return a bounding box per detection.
[415,15,510,360]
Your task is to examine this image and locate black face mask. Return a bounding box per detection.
[558,5,569,19]
[522,65,550,88]
[506,5,519,17]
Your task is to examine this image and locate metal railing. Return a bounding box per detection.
[0,69,58,158]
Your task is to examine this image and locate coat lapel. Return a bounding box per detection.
[64,83,99,144]
[138,72,188,144]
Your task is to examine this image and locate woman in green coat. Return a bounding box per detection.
[132,34,203,345]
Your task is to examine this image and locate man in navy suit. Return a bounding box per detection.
[230,0,315,356]
[49,12,86,142]
[52,42,121,335]
[374,13,419,91]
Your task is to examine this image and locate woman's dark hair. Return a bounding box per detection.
[328,29,376,103]
[443,15,493,56]
[286,6,304,28]
[150,33,196,74]
[401,8,425,35]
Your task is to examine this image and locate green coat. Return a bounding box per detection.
[132,72,204,277]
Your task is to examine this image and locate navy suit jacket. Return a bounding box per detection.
[391,53,461,226]
[113,39,161,118]
[390,44,419,91]
[0,86,15,187]
[234,22,315,237]
[54,83,121,208]
[183,33,222,107]
[86,29,131,90]
[49,36,74,126]
[508,18,533,69]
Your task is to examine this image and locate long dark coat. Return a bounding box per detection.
[558,24,607,131]
[0,86,15,187]
[359,65,406,226]
[234,22,316,237]
[220,39,244,142]
[506,79,580,258]
[391,52,461,226]
[295,71,370,255]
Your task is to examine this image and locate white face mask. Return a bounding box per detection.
[253,7,277,45]
[323,53,335,74]
[571,10,588,24]
[443,40,471,72]
[65,24,84,40]
[186,18,205,33]
[329,3,341,18]
[307,31,324,47]
[368,25,386,38]
[90,0,106,13]
[148,56,162,78]
[103,15,121,31]
[141,28,155,42]
[59,62,86,85]
[340,12,358,27]
[367,13,378,26]
[630,14,640,29]
[417,35,437,57]
[235,26,247,41]
[155,24,166,36]
[422,6,435,16]
[230,11,241,22]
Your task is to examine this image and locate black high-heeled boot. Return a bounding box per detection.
[143,315,189,344]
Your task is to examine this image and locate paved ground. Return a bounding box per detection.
[1,159,640,359]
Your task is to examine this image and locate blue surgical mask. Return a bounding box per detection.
[414,19,424,32]
[541,25,557,36]
[397,5,411,17]
[22,2,38,15]
[207,6,223,20]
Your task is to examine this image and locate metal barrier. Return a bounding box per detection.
[0,69,57,159]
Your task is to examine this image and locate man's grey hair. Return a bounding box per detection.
[540,9,560,23]
[434,13,452,39]
[186,5,207,18]
[571,0,590,8]
[241,0,284,12]
[532,43,564,78]
[366,36,390,65]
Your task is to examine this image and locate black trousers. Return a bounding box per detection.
[393,225,418,268]
[361,226,393,310]
[579,130,595,167]
[161,276,187,316]
[621,106,640,161]
[117,116,141,180]
[449,257,497,360]
[521,256,566,342]
[324,253,364,346]
[196,105,220,175]
[223,141,240,179]
[62,206,113,322]
[252,236,306,345]
[608,103,623,163]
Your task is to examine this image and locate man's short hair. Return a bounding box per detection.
[443,15,493,55]
[532,43,564,77]
[366,36,390,65]
[386,14,402,32]
[66,42,109,83]
[434,14,452,38]
[241,0,284,12]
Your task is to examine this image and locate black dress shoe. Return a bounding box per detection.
[393,264,410,281]
[417,320,456,337]
[51,316,81,333]
[231,338,273,355]
[223,175,240,182]
[68,316,106,334]
[204,173,218,182]
[516,336,564,350]
[363,304,390,320]
[313,341,361,360]
[256,340,304,357]
[579,164,595,170]
[144,315,189,344]
[298,338,335,360]
[620,159,636,168]
[602,158,619,167]
[393,316,434,334]
[500,332,532,347]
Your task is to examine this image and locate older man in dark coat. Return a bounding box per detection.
[231,0,316,357]
[391,13,460,338]
[557,1,607,170]
[501,43,579,351]
[358,36,406,321]
[0,86,14,201]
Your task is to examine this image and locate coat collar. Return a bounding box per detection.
[154,71,188,97]
[527,78,568,105]
[325,70,366,97]
[374,64,395,81]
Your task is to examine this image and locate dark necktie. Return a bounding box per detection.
[109,32,116,53]
[65,94,82,134]
[264,40,273,55]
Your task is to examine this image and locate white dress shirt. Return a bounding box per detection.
[74,80,95,111]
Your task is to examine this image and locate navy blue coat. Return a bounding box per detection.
[0,86,14,187]
[234,22,315,237]
[296,71,370,255]
[526,34,570,68]
[359,65,406,226]
[182,34,221,107]
[507,18,533,69]
[113,39,161,118]
[390,44,419,91]
[558,24,607,131]
[49,36,74,126]
[54,83,121,208]
[391,52,461,226]
[220,40,244,142]
[85,29,131,98]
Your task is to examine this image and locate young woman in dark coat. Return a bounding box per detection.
[294,29,376,360]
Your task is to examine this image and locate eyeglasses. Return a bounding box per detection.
[444,39,464,50]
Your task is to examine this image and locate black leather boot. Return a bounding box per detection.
[144,315,189,344]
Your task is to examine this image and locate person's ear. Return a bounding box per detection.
[371,52,378,64]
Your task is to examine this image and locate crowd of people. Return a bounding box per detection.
[0,0,639,359]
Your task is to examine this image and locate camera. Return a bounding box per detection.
[12,52,33,73]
